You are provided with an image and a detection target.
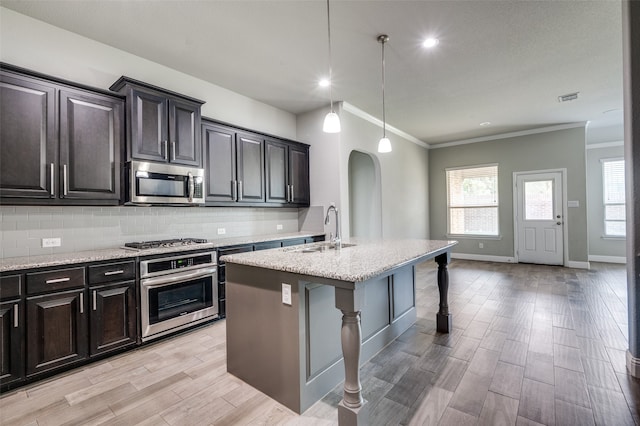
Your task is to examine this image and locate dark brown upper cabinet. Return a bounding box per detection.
[202,121,265,205]
[0,66,124,205]
[110,77,204,167]
[265,138,310,207]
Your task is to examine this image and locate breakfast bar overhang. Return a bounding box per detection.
[221,239,457,426]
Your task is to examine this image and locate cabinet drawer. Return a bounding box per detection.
[27,267,85,295]
[88,261,135,284]
[0,274,22,300]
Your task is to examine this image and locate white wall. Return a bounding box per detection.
[297,103,430,240]
[0,7,297,139]
[429,126,589,265]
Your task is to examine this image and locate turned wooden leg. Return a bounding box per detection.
[435,252,452,333]
[340,311,363,408]
[334,287,368,426]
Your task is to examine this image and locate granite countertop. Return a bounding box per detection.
[221,239,458,283]
[0,232,324,273]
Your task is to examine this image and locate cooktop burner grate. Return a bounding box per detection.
[124,238,208,250]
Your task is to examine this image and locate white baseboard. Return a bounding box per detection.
[565,261,590,269]
[627,350,640,378]
[452,253,591,269]
[451,253,516,263]
[588,255,627,264]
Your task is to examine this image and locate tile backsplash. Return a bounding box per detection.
[0,205,303,258]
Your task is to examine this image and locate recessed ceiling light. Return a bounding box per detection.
[318,78,330,88]
[480,121,491,126]
[423,37,439,48]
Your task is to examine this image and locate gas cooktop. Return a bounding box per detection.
[124,238,208,250]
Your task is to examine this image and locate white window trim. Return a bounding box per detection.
[445,163,499,238]
[601,157,626,239]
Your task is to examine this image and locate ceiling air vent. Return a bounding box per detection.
[558,92,579,102]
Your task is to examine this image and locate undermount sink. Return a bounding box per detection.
[296,243,356,253]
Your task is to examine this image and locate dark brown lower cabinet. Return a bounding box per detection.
[0,300,23,386]
[89,281,137,357]
[26,289,88,377]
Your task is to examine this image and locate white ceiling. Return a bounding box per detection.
[1,0,624,145]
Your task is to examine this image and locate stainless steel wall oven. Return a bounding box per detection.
[139,251,217,341]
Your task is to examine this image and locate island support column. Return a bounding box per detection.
[436,252,452,333]
[334,285,368,426]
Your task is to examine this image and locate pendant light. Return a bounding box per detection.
[377,34,391,153]
[322,0,341,133]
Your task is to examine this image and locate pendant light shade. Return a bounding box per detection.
[323,111,341,133]
[323,0,341,133]
[377,34,391,153]
[378,137,392,153]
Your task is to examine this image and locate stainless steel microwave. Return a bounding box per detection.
[127,161,205,205]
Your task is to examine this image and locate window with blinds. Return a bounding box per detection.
[446,164,499,236]
[602,158,626,237]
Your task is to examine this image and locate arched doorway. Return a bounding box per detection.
[348,150,382,238]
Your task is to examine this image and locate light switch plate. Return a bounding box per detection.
[277,224,283,230]
[282,283,292,305]
[217,228,226,235]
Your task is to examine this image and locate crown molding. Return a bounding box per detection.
[341,102,429,149]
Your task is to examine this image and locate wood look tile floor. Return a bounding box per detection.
[2,260,639,425]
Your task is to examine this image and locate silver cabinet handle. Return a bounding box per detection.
[63,164,68,196]
[231,180,237,201]
[238,181,243,201]
[171,141,176,162]
[290,184,294,203]
[45,277,70,284]
[104,270,124,276]
[50,163,55,196]
[14,304,18,328]
[93,290,97,311]
[163,140,168,161]
[79,292,84,314]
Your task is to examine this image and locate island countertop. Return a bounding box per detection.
[220,238,458,283]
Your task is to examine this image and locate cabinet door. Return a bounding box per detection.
[0,72,56,199]
[203,123,237,202]
[289,145,310,206]
[59,89,124,203]
[265,139,288,204]
[0,300,23,386]
[169,99,201,166]
[236,132,265,203]
[26,289,87,376]
[89,281,137,357]
[130,88,168,162]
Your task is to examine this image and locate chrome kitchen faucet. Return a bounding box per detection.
[324,204,341,250]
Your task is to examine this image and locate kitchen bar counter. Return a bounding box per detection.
[223,238,457,426]
[0,232,323,272]
[221,238,457,283]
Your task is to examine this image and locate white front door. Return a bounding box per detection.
[515,172,564,265]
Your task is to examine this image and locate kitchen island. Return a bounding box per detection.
[221,239,457,425]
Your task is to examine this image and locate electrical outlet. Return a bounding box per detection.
[42,237,61,248]
[479,242,484,249]
[282,283,292,305]
[217,228,226,235]
[276,224,283,230]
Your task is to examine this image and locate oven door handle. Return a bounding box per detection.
[141,266,217,288]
